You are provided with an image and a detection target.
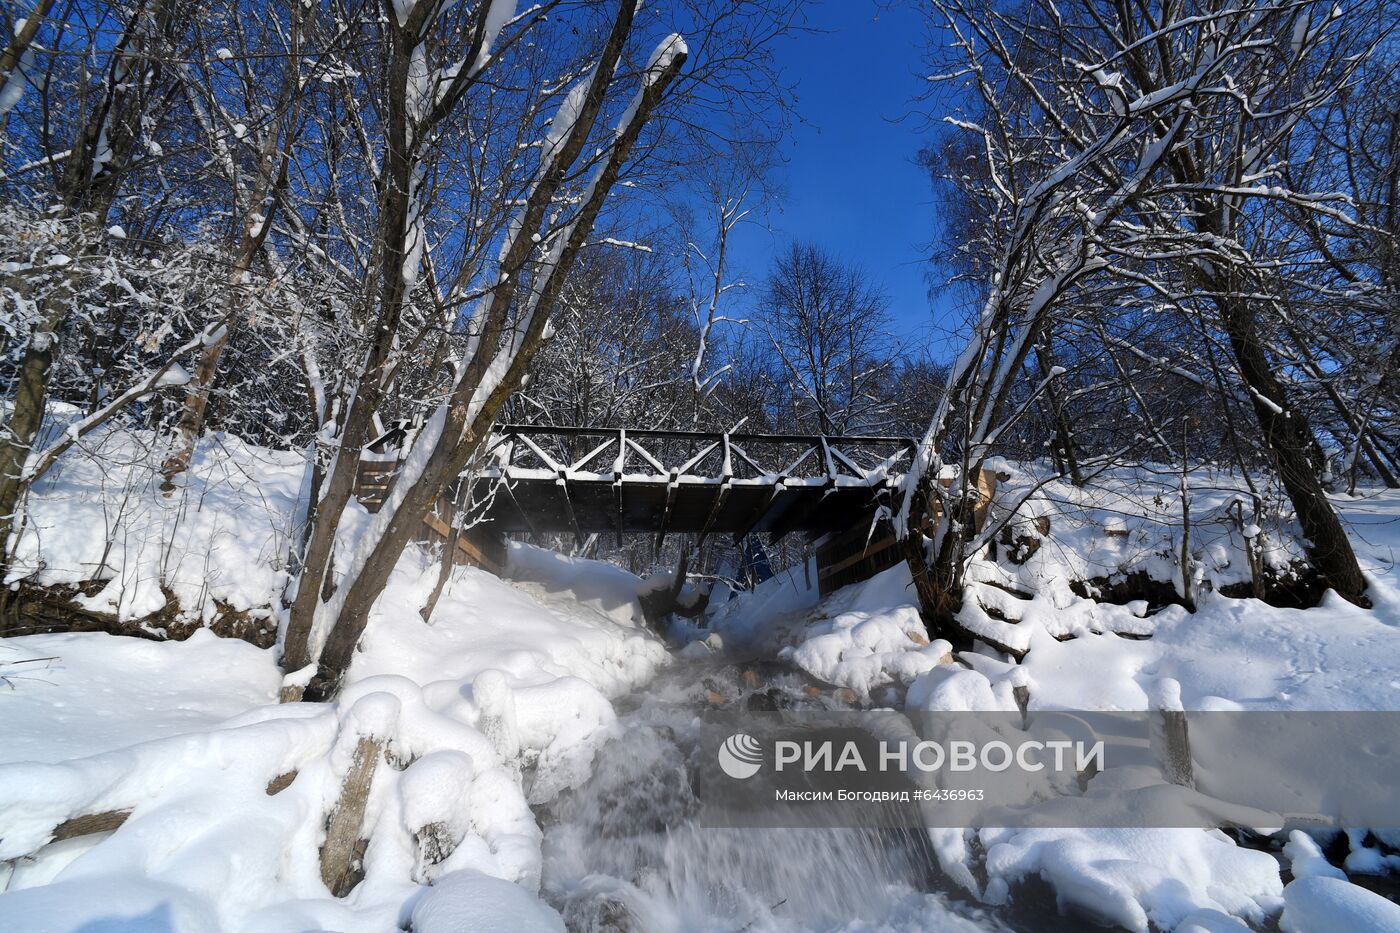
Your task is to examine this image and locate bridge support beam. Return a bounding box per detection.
[733,479,786,545]
[466,426,916,540]
[556,471,585,549]
[656,471,680,549]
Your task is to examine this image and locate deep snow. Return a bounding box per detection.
[3,433,1400,931]
[0,539,669,932]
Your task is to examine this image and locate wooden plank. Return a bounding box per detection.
[818,534,899,579]
[423,512,452,539]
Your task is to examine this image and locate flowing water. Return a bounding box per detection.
[537,659,1051,933]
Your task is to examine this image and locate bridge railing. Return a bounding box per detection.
[478,424,917,486]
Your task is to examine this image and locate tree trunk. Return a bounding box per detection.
[1035,340,1083,486]
[0,300,60,576]
[1215,291,1369,605]
[160,321,234,487]
[897,469,969,644]
[279,3,433,670]
[301,22,685,699]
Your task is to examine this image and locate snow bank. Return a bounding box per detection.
[352,548,667,698]
[700,555,821,648]
[0,629,281,764]
[979,827,1283,932]
[704,562,952,697]
[1280,877,1400,933]
[0,544,669,931]
[1274,829,1400,932]
[777,564,953,697]
[411,869,565,933]
[7,417,307,625]
[505,540,653,628]
[990,461,1308,602]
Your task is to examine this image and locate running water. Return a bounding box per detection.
[536,661,1012,933]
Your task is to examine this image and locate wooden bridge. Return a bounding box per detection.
[356,424,994,594]
[359,423,911,540]
[465,425,914,543]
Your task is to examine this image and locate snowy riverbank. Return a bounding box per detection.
[4,432,1400,931]
[0,541,669,932]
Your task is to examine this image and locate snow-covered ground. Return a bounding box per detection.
[4,411,308,625]
[3,432,1400,931]
[694,477,1400,932]
[0,436,671,933]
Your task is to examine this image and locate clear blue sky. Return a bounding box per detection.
[728,0,957,349]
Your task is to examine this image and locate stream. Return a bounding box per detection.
[536,657,1075,933]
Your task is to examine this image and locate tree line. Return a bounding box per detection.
[1,0,1395,683]
[897,0,1397,638]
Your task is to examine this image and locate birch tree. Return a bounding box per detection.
[759,241,898,435]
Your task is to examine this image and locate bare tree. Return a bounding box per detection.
[282,1,692,698]
[0,0,191,576]
[759,241,898,435]
[159,0,323,486]
[901,0,1382,641]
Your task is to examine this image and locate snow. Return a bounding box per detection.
[155,361,191,387]
[947,486,1400,929]
[1284,829,1347,881]
[1277,830,1400,931]
[5,424,1400,929]
[410,869,565,933]
[0,550,664,927]
[980,827,1283,932]
[0,48,31,117]
[0,877,224,932]
[390,0,417,27]
[776,564,954,697]
[0,629,280,764]
[1280,877,1400,933]
[470,0,518,74]
[0,433,671,929]
[504,540,655,629]
[7,420,306,623]
[702,560,952,697]
[540,75,591,170]
[701,474,1400,929]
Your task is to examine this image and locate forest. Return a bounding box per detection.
[1,0,1398,930]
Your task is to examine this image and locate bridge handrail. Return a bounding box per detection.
[490,424,917,448]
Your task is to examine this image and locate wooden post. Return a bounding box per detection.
[1151,680,1194,788]
[320,734,384,896]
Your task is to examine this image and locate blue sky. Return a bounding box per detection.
[727,0,956,348]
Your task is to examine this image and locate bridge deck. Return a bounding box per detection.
[463,425,915,543]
